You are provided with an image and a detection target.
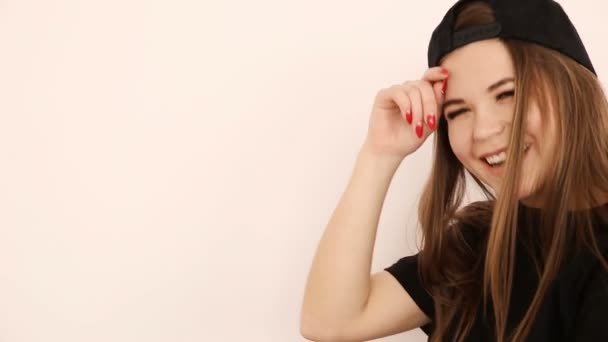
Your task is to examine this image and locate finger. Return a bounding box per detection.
[417,81,439,131]
[422,66,449,83]
[405,84,424,139]
[391,85,413,125]
[433,79,446,108]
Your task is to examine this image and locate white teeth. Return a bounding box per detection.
[484,144,531,166]
[485,152,507,165]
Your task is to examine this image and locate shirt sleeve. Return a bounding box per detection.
[573,262,608,340]
[384,253,435,334]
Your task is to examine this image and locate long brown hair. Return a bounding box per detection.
[416,2,608,341]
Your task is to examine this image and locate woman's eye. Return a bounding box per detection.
[497,90,515,101]
[445,109,467,120]
[445,90,514,120]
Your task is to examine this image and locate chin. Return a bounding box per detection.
[517,181,544,207]
[493,181,542,207]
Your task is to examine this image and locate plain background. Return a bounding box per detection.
[0,0,605,341]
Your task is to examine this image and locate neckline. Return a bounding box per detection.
[518,200,608,213]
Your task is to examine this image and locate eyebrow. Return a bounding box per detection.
[442,77,515,113]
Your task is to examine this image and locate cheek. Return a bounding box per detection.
[525,105,557,153]
[526,108,543,136]
[447,128,470,164]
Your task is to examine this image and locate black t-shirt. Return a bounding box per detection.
[385,207,608,341]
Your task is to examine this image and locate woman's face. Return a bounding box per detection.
[440,39,556,206]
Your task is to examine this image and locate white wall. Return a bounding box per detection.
[0,1,605,341]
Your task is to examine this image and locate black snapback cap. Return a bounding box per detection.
[427,0,596,76]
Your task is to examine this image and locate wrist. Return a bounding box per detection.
[357,144,403,174]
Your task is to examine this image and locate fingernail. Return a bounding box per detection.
[441,79,448,94]
[405,110,412,124]
[441,68,449,75]
[427,114,436,130]
[416,122,423,138]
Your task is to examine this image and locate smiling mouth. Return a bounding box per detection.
[482,144,531,167]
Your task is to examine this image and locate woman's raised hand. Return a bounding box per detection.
[362,67,449,160]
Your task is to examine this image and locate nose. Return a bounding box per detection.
[472,110,507,142]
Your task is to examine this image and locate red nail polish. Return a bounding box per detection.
[441,68,449,75]
[405,110,412,124]
[427,114,436,130]
[416,122,423,138]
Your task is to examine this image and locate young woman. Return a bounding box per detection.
[300,0,608,341]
